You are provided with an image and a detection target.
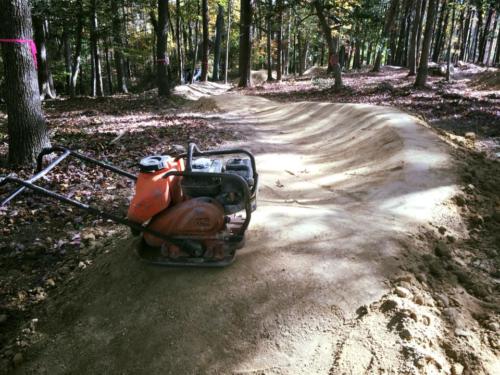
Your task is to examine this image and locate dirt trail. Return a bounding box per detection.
[17,91,461,374]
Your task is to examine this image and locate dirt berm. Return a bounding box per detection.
[16,92,498,374]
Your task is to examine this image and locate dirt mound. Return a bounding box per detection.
[471,70,500,90]
[303,66,328,77]
[173,81,231,100]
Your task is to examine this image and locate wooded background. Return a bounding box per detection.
[0,0,499,165]
[1,0,498,95]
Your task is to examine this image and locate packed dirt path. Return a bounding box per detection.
[17,91,460,374]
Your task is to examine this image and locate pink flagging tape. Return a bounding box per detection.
[0,39,38,69]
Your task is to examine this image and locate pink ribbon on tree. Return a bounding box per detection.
[0,39,38,69]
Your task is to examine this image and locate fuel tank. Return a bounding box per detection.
[127,158,184,224]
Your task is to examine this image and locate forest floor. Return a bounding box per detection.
[0,67,499,374]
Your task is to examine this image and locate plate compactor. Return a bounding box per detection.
[0,143,258,267]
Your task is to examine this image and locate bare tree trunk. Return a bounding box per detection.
[373,0,400,72]
[201,0,209,81]
[191,1,200,84]
[266,0,273,81]
[478,5,494,65]
[238,0,253,87]
[212,3,224,81]
[33,15,56,99]
[155,0,169,95]
[408,0,423,75]
[485,13,497,66]
[494,21,500,66]
[175,0,184,83]
[62,29,72,93]
[432,0,448,62]
[90,0,103,97]
[70,1,83,97]
[415,0,438,88]
[224,0,232,83]
[472,7,483,62]
[459,6,471,61]
[276,0,283,81]
[0,0,51,166]
[366,42,373,65]
[105,43,113,94]
[446,1,456,81]
[395,0,410,66]
[416,0,428,63]
[111,0,128,93]
[313,0,341,88]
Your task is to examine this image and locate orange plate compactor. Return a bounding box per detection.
[0,143,258,267]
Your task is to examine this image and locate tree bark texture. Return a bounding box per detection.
[33,14,56,99]
[212,4,224,81]
[111,0,128,92]
[276,0,283,81]
[201,0,209,81]
[373,0,400,72]
[69,0,83,97]
[156,0,169,95]
[90,0,103,97]
[224,0,232,83]
[238,0,253,87]
[415,0,438,88]
[478,5,494,64]
[408,0,423,75]
[432,0,448,62]
[0,0,51,166]
[175,0,184,83]
[313,0,341,88]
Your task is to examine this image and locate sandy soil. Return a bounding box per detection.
[11,85,498,374]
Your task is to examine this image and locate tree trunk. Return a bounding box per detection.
[416,0,427,62]
[459,6,471,61]
[313,0,341,88]
[224,0,232,83]
[432,0,448,62]
[415,0,438,88]
[366,42,373,65]
[408,0,423,75]
[33,15,56,100]
[446,1,456,81]
[69,1,83,97]
[276,0,283,81]
[298,35,309,75]
[0,0,51,166]
[176,0,184,83]
[472,7,483,62]
[212,4,224,81]
[485,13,497,66]
[105,43,113,94]
[478,5,494,65]
[353,38,361,69]
[90,0,103,97]
[155,0,169,95]
[266,0,273,81]
[494,21,500,66]
[373,0,400,72]
[62,30,72,93]
[395,0,410,66]
[201,0,209,81]
[111,0,128,93]
[191,1,200,84]
[238,0,253,87]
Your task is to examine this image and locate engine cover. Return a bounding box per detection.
[143,197,225,247]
